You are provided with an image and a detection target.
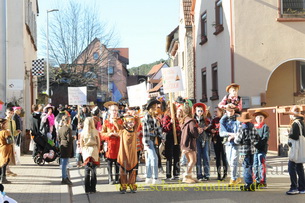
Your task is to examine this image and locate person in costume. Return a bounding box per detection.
[218,83,242,114]
[80,117,101,193]
[117,115,140,194]
[210,107,228,181]
[142,99,163,185]
[252,110,270,188]
[161,102,181,180]
[193,102,211,181]
[180,105,199,184]
[5,107,18,176]
[0,119,13,184]
[40,104,56,144]
[100,101,123,184]
[234,112,260,191]
[219,106,241,187]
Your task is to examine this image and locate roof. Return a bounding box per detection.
[148,80,163,93]
[147,63,164,76]
[183,0,192,27]
[109,48,129,65]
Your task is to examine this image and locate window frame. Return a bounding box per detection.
[199,12,208,45]
[295,61,305,96]
[214,0,224,35]
[278,0,305,22]
[200,68,208,102]
[210,62,219,101]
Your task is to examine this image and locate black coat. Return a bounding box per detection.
[30,112,42,137]
[58,126,74,158]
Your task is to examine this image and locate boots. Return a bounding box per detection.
[61,178,72,186]
[0,176,11,184]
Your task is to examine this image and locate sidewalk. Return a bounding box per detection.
[3,154,71,203]
[2,152,290,203]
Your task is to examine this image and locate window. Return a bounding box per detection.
[280,0,305,18]
[199,12,208,45]
[295,61,305,95]
[93,52,99,60]
[214,0,224,35]
[201,68,207,102]
[108,81,114,91]
[108,66,114,75]
[210,63,219,100]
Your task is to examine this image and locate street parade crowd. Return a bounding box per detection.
[0,83,305,198]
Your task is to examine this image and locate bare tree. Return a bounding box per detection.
[39,0,119,87]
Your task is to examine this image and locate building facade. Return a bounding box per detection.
[192,0,305,110]
[0,0,39,127]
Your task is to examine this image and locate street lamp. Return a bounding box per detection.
[107,58,111,100]
[46,9,59,98]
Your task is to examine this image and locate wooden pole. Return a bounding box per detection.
[169,93,178,145]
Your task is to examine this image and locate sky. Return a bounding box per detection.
[37,0,180,68]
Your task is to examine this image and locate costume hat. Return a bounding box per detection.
[252,110,269,118]
[43,104,54,113]
[175,96,185,104]
[146,99,160,111]
[237,112,252,123]
[226,83,240,92]
[288,105,304,117]
[192,103,207,115]
[104,101,118,108]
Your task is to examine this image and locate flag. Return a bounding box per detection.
[32,59,45,76]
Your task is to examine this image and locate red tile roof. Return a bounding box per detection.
[147,63,164,76]
[148,80,163,93]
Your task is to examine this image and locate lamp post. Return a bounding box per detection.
[107,58,111,100]
[46,9,59,97]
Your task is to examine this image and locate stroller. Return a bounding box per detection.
[33,135,60,166]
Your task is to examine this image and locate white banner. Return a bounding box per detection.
[68,87,87,105]
[127,82,148,107]
[161,66,184,93]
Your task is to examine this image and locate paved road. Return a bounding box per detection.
[3,153,304,203]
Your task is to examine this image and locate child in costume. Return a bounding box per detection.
[252,110,270,188]
[117,115,140,194]
[218,83,242,114]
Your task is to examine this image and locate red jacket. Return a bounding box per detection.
[100,119,122,160]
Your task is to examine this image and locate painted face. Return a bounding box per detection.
[255,115,265,124]
[229,87,238,97]
[196,107,204,117]
[125,120,135,129]
[109,105,119,118]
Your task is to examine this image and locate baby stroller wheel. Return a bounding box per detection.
[33,155,40,163]
[36,157,45,166]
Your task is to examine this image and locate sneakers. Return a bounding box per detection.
[120,189,126,194]
[286,189,300,195]
[228,179,237,187]
[152,179,162,185]
[236,177,242,184]
[256,183,267,189]
[240,184,256,191]
[299,190,305,194]
[136,176,143,182]
[145,178,153,184]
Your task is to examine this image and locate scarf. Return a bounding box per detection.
[254,122,265,129]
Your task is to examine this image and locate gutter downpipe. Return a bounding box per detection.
[5,0,8,109]
[230,0,235,83]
